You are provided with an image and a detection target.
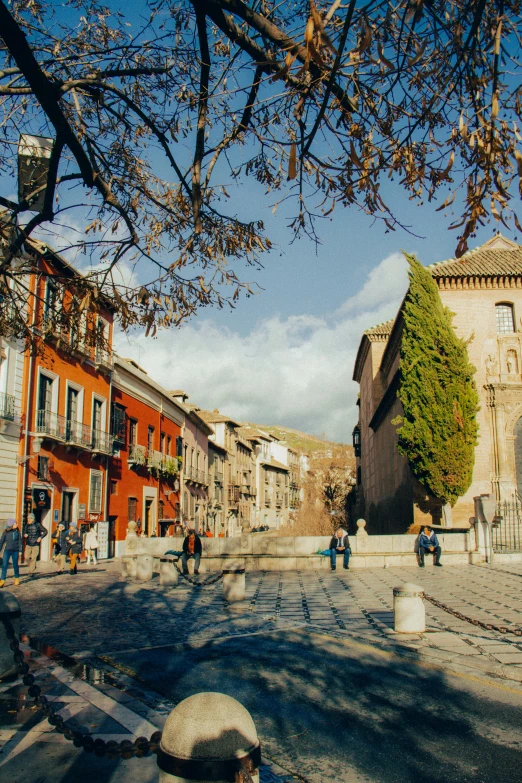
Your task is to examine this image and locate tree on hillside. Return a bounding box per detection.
[394,253,479,506]
[282,445,355,535]
[1,1,521,343]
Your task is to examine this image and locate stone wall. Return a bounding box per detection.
[124,524,480,572]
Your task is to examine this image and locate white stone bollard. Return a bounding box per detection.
[136,554,154,582]
[393,583,425,633]
[157,692,260,783]
[0,592,21,680]
[222,562,246,604]
[121,555,138,580]
[160,558,179,587]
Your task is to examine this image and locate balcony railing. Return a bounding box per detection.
[0,392,15,421]
[214,468,224,482]
[128,444,179,477]
[92,428,113,454]
[36,410,67,441]
[228,486,240,505]
[66,419,94,449]
[36,410,113,453]
[185,465,208,484]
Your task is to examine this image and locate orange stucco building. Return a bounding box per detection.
[17,241,115,561]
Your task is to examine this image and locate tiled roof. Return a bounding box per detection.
[236,425,271,442]
[261,459,289,472]
[197,409,241,426]
[429,234,522,278]
[364,319,394,339]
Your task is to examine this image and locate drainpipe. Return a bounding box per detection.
[20,269,40,557]
[104,366,113,530]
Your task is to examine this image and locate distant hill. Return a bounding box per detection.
[247,423,350,456]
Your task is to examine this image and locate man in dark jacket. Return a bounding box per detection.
[65,523,83,575]
[51,523,69,574]
[329,527,351,571]
[419,526,442,567]
[0,519,22,587]
[182,529,202,574]
[23,513,48,577]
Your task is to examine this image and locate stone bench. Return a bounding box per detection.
[122,547,478,581]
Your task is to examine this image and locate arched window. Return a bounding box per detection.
[496,303,515,334]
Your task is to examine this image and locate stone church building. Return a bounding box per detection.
[352,235,522,532]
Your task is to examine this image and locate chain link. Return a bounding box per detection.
[0,616,162,758]
[424,594,522,637]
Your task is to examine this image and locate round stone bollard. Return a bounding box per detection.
[157,692,260,783]
[136,554,154,582]
[222,563,246,604]
[393,583,425,633]
[160,557,179,587]
[0,592,21,680]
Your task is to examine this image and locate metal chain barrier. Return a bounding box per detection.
[0,615,162,759]
[424,594,522,637]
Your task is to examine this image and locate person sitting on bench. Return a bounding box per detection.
[418,526,442,567]
[182,529,202,575]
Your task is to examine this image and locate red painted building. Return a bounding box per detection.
[109,357,184,554]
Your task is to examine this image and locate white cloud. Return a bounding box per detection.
[336,251,409,316]
[114,252,409,442]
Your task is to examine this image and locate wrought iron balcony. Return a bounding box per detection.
[0,391,15,421]
[36,410,113,453]
[36,410,67,441]
[91,428,113,454]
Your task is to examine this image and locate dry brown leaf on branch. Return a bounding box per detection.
[288,142,297,180]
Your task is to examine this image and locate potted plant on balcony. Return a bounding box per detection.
[128,443,146,466]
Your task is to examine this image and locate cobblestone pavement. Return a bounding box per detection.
[1,560,522,782]
[9,559,522,681]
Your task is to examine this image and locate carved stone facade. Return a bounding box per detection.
[353,235,522,532]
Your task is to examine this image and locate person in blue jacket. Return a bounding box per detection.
[0,518,22,587]
[418,526,442,567]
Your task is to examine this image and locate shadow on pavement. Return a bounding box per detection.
[109,628,522,783]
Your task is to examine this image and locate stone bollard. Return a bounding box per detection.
[0,592,21,680]
[157,692,260,783]
[121,555,138,580]
[222,562,246,604]
[136,554,154,582]
[160,557,179,587]
[393,583,425,633]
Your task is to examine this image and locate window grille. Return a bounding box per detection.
[496,303,515,334]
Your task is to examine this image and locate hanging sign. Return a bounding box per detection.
[33,488,51,509]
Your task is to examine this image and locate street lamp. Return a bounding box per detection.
[352,425,361,458]
[16,434,43,464]
[18,134,54,212]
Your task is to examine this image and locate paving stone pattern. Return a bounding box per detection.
[8,560,522,673]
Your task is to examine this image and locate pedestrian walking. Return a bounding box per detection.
[329,527,351,571]
[23,513,48,577]
[84,527,99,564]
[51,523,69,573]
[66,523,83,575]
[0,518,22,587]
[181,529,202,574]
